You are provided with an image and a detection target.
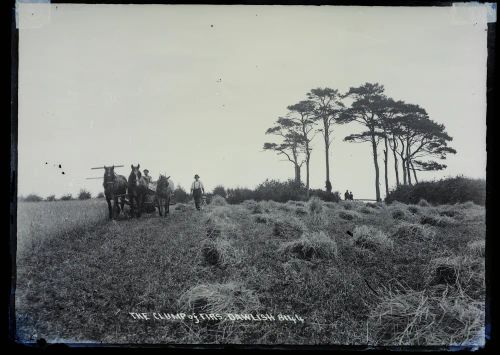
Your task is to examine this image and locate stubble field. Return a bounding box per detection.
[15,197,486,347]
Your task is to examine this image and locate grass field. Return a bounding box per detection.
[15,197,486,346]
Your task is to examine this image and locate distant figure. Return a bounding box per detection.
[344,190,350,201]
[143,169,152,184]
[349,191,354,201]
[191,174,205,211]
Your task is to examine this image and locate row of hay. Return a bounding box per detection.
[243,197,322,217]
[178,282,261,315]
[366,222,485,347]
[385,202,465,227]
[350,225,394,252]
[245,197,340,261]
[241,197,403,222]
[200,238,242,267]
[367,286,485,346]
[181,198,262,333]
[278,231,338,260]
[201,202,242,268]
[391,222,436,243]
[204,205,239,239]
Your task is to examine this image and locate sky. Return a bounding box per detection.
[17,4,490,200]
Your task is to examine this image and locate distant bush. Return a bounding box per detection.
[96,192,105,199]
[385,176,486,206]
[225,179,308,204]
[78,189,92,200]
[24,194,43,202]
[226,188,255,204]
[255,179,308,203]
[211,180,339,204]
[212,185,227,199]
[309,189,341,203]
[173,186,189,204]
[60,194,73,201]
[46,195,56,202]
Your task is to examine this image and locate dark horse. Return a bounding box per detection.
[128,164,148,218]
[155,174,174,216]
[103,166,128,220]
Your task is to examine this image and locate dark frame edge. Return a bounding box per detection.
[9,0,19,347]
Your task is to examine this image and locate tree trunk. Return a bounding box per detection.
[401,159,407,185]
[410,160,418,184]
[391,140,400,187]
[301,121,311,198]
[371,133,381,202]
[383,136,389,197]
[306,155,310,197]
[406,144,412,186]
[324,131,331,193]
[398,139,407,185]
[294,164,301,184]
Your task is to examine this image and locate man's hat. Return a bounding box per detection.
[144,169,149,173]
[194,174,200,178]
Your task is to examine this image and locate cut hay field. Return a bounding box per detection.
[15,197,486,346]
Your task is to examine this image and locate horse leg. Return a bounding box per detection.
[134,195,140,218]
[129,194,135,218]
[120,196,125,214]
[136,194,142,218]
[113,196,120,218]
[106,197,113,220]
[157,196,163,216]
[165,195,170,215]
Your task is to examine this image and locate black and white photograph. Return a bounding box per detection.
[12,2,493,348]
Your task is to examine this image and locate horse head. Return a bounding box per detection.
[130,164,142,187]
[104,165,116,184]
[158,174,170,182]
[157,174,173,194]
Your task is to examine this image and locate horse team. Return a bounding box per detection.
[102,164,174,220]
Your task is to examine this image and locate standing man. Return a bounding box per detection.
[143,169,152,184]
[344,190,349,201]
[143,169,153,190]
[349,191,354,201]
[191,174,205,211]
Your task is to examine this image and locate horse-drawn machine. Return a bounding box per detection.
[87,164,174,220]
